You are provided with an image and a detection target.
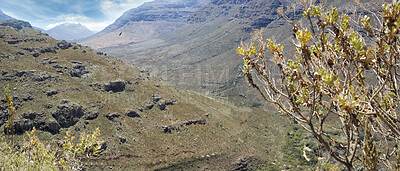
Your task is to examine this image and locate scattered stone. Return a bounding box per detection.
[157,101,166,110]
[32,52,40,57]
[84,121,89,125]
[183,119,206,126]
[162,118,206,133]
[125,110,140,118]
[118,137,127,144]
[48,60,58,64]
[105,113,120,120]
[163,126,177,134]
[83,111,99,120]
[44,104,53,109]
[7,40,21,44]
[71,61,82,64]
[68,64,90,77]
[46,90,58,96]
[152,95,162,103]
[144,103,154,110]
[16,51,24,55]
[40,47,57,54]
[60,99,70,104]
[82,50,86,53]
[53,64,63,69]
[57,40,72,50]
[165,100,175,105]
[104,80,126,92]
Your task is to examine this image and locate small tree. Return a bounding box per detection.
[237,0,400,170]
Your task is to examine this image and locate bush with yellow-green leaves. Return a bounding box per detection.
[0,86,103,170]
[238,0,400,170]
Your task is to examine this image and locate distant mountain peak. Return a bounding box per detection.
[80,0,209,49]
[44,22,94,41]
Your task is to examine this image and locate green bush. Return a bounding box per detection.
[237,0,400,170]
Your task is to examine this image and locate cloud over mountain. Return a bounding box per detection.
[0,0,153,32]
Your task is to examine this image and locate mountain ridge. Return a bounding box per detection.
[44,23,94,41]
[80,0,210,49]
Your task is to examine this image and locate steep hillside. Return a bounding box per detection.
[103,0,301,106]
[0,20,305,170]
[80,0,209,49]
[103,0,377,106]
[44,23,94,41]
[0,9,13,21]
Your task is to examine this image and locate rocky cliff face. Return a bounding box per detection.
[80,0,209,49]
[44,23,94,41]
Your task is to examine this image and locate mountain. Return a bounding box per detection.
[102,0,301,106]
[33,26,45,32]
[44,23,94,41]
[79,0,210,49]
[102,0,374,106]
[0,9,14,21]
[0,20,303,170]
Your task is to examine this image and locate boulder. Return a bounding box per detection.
[152,94,162,102]
[32,52,40,57]
[144,103,154,110]
[157,101,166,110]
[11,112,61,134]
[40,47,57,54]
[105,113,121,120]
[104,80,127,92]
[83,111,99,120]
[52,101,85,128]
[46,90,58,96]
[125,110,140,118]
[57,40,72,50]
[68,64,90,77]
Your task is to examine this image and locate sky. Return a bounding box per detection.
[0,0,153,32]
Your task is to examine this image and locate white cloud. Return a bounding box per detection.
[100,0,153,21]
[3,0,154,32]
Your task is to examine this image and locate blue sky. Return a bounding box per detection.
[0,0,153,32]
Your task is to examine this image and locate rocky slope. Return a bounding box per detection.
[0,20,303,170]
[79,0,209,49]
[44,23,94,41]
[0,9,13,21]
[103,0,376,106]
[102,0,302,106]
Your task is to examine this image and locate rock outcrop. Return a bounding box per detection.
[104,80,127,92]
[68,64,90,77]
[13,111,61,134]
[52,100,85,128]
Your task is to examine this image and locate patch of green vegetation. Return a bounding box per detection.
[281,125,319,170]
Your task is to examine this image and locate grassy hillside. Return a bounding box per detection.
[0,21,315,170]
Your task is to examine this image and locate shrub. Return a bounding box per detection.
[1,87,103,170]
[237,0,400,170]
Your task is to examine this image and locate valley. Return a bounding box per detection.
[0,0,392,170]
